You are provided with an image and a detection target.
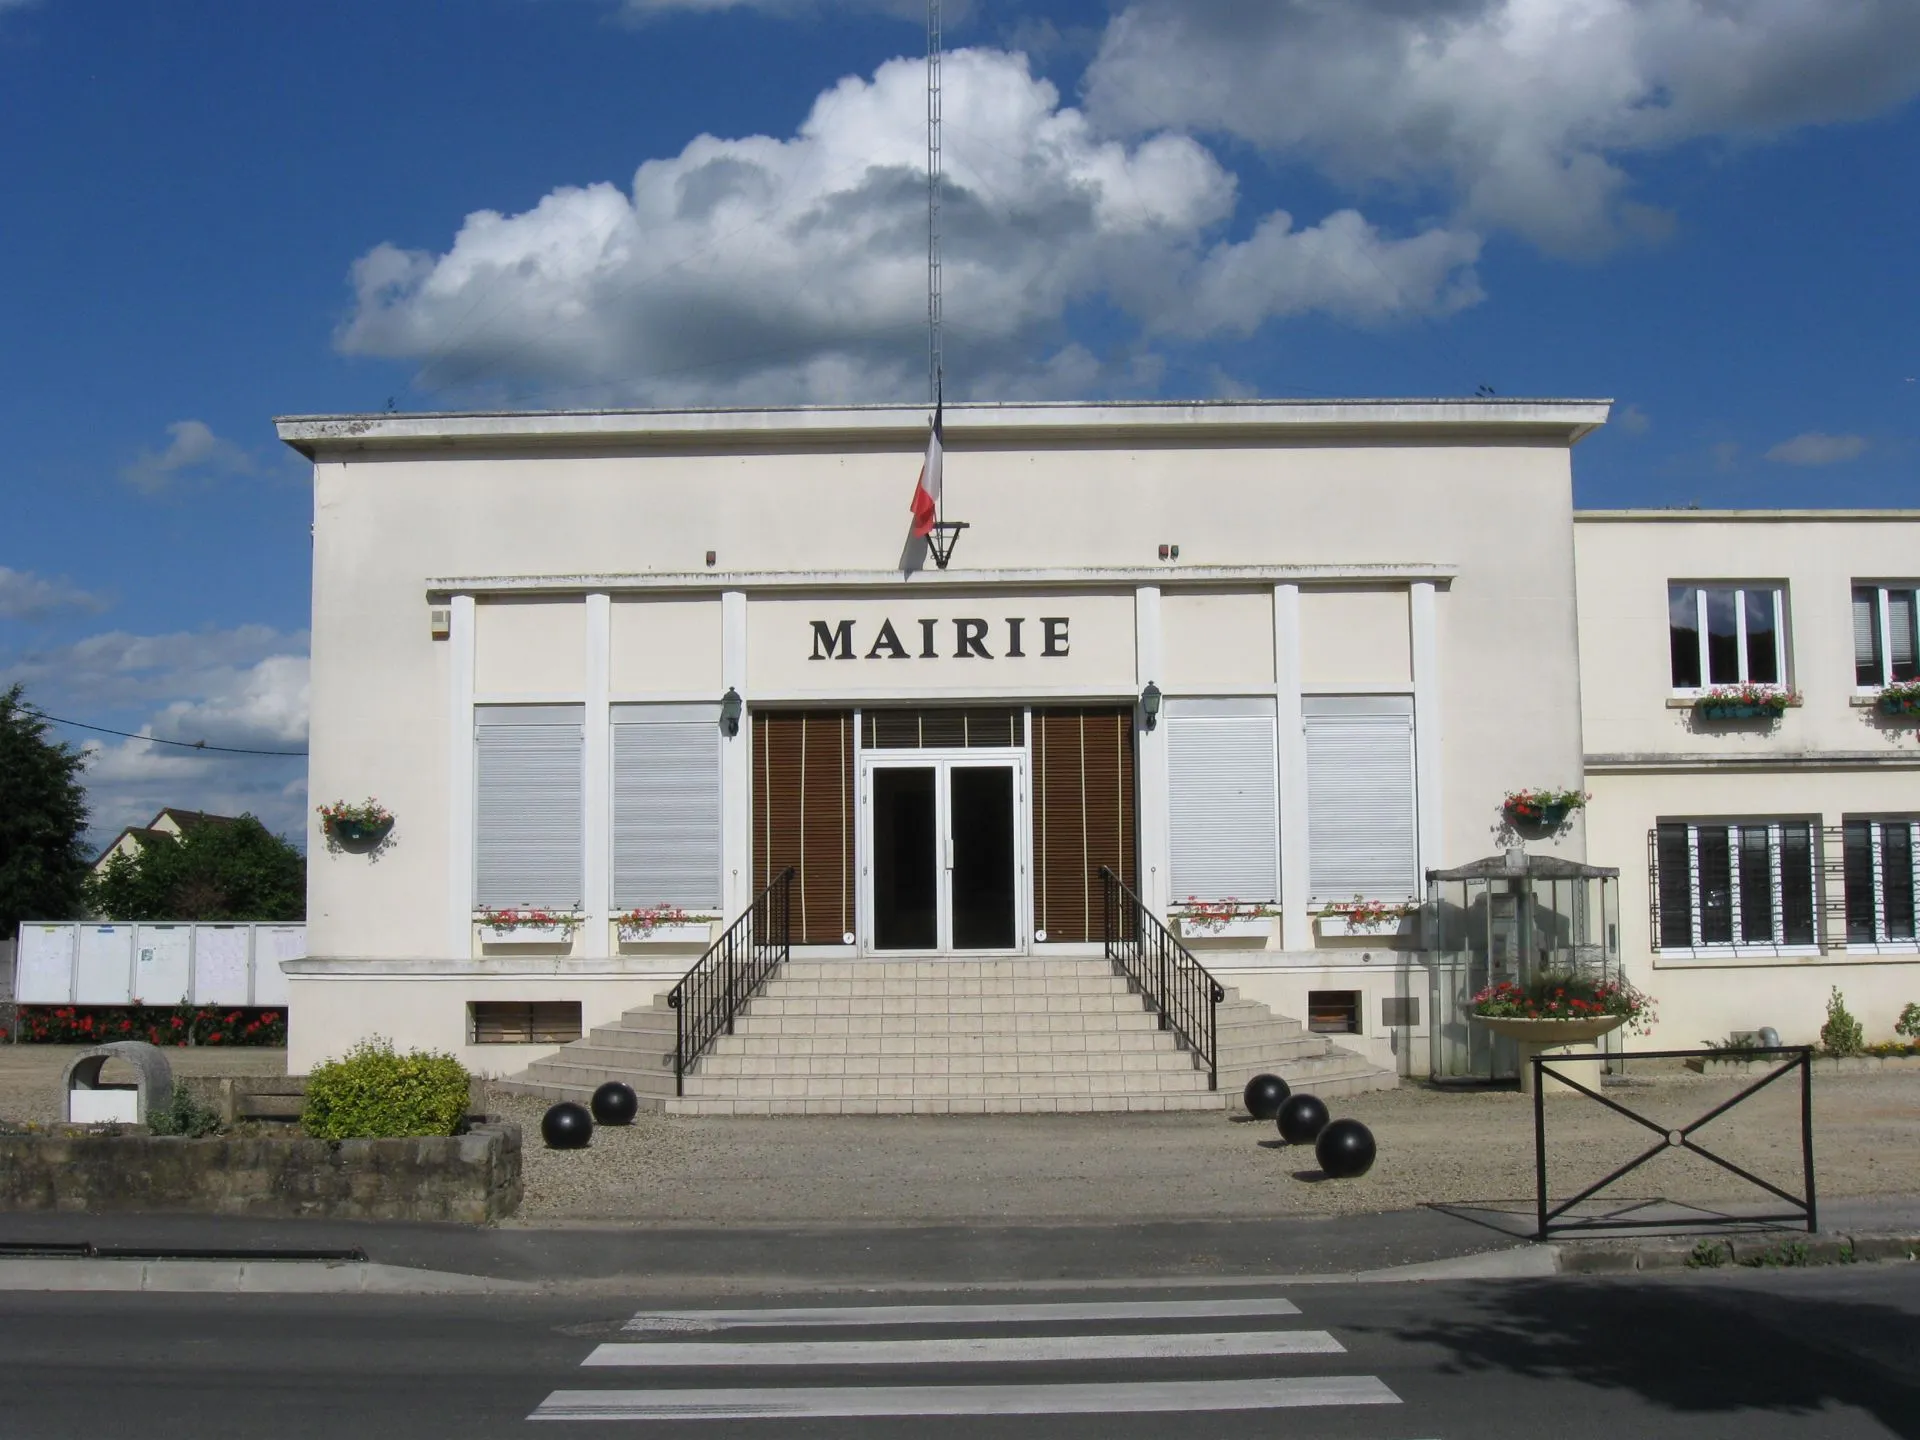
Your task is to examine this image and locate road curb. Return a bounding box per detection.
[1552,1232,1920,1274]
[0,1258,535,1295]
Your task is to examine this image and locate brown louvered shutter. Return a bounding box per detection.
[1031,707,1137,943]
[753,711,855,945]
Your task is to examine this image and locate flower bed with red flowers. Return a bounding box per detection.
[11,1005,287,1047]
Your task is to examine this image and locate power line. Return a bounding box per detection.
[22,709,307,758]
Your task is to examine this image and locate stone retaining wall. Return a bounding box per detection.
[0,1121,521,1223]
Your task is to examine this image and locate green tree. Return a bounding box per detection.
[0,684,92,938]
[85,814,304,921]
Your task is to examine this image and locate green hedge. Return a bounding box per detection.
[302,1038,471,1140]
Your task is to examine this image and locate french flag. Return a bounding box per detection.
[909,403,943,538]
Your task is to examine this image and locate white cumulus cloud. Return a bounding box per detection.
[1084,0,1920,256]
[338,47,1481,405]
[0,566,109,621]
[1764,431,1869,466]
[122,419,258,493]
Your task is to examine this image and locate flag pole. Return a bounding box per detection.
[926,0,943,421]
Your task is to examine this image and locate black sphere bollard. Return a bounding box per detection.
[591,1081,639,1126]
[1313,1118,1377,1178]
[541,1101,593,1149]
[1242,1073,1291,1120]
[1276,1092,1331,1146]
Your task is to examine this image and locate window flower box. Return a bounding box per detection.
[1172,899,1277,940]
[475,909,579,945]
[616,915,716,946]
[1314,898,1416,937]
[1877,682,1920,717]
[1693,685,1796,721]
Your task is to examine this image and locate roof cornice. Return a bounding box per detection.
[276,399,1611,457]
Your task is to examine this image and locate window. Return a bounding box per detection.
[1305,696,1418,901]
[1652,820,1816,951]
[1853,585,1918,688]
[612,704,722,911]
[475,705,584,910]
[1668,584,1785,690]
[468,1001,582,1044]
[1166,699,1278,903]
[1843,818,1918,946]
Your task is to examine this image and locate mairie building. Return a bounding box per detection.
[276,401,1920,1112]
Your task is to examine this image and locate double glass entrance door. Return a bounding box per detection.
[867,757,1021,952]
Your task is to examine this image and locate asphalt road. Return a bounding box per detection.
[0,1267,1915,1439]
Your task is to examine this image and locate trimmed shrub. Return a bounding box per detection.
[1819,987,1865,1057]
[302,1038,470,1140]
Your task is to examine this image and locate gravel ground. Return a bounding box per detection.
[3,1046,1908,1226]
[0,1044,286,1124]
[490,1071,1920,1224]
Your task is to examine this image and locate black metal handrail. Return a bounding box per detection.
[1098,866,1226,1089]
[667,867,794,1095]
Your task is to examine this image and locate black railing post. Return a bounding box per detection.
[1533,1055,1549,1239]
[1097,865,1225,1091]
[1801,1047,1818,1234]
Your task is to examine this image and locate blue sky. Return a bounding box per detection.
[1,0,1916,845]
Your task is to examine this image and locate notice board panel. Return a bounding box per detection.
[14,925,76,1004]
[253,926,304,1007]
[75,925,136,1005]
[134,924,193,1008]
[191,926,252,1005]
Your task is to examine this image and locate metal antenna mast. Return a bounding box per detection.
[926,0,943,406]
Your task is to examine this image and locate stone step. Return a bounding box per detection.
[698,1031,1182,1059]
[697,1049,1205,1079]
[729,1012,1166,1039]
[665,1091,1228,1115]
[771,960,1121,981]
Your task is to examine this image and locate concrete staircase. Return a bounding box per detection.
[500,958,1397,1114]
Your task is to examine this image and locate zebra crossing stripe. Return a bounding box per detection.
[584,1328,1343,1367]
[529,1375,1401,1420]
[622,1296,1301,1332]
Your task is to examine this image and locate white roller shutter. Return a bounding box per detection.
[1167,699,1278,902]
[612,705,722,910]
[475,706,584,909]
[1305,697,1417,901]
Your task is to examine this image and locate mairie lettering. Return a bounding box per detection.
[809,617,1069,661]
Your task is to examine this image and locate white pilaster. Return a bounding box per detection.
[581,593,612,957]
[1411,581,1443,878]
[1274,584,1311,951]
[446,595,475,956]
[1133,585,1168,915]
[721,589,751,919]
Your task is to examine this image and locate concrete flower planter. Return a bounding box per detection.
[1176,914,1273,941]
[617,921,715,946]
[1472,1014,1627,1095]
[477,923,576,946]
[1315,913,1409,938]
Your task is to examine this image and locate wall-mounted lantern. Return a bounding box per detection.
[1140,681,1163,731]
[720,687,743,737]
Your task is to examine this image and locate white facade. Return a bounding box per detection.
[1575,511,1920,1050]
[279,399,1919,1081]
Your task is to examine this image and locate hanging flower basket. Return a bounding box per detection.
[1501,788,1587,829]
[475,908,580,945]
[317,798,394,846]
[1877,681,1920,718]
[1694,685,1796,721]
[616,905,718,945]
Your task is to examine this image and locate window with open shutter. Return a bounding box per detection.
[475,705,584,909]
[1304,696,1417,901]
[1167,698,1277,903]
[753,711,854,944]
[1032,707,1135,942]
[612,704,722,911]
